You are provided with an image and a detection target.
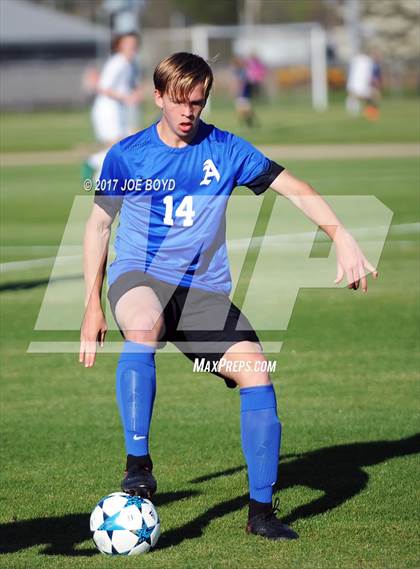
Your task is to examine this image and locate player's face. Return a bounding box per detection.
[154,83,207,142]
[118,36,138,61]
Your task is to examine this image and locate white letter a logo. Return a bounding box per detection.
[200,159,221,186]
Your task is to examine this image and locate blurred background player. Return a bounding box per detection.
[367,51,383,120]
[346,48,382,121]
[245,53,267,100]
[82,32,143,181]
[232,55,257,127]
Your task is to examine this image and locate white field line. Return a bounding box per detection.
[228,222,419,251]
[1,222,418,273]
[27,341,284,354]
[1,143,419,166]
[0,246,58,254]
[0,254,81,273]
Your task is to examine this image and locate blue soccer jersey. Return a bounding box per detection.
[94,120,283,295]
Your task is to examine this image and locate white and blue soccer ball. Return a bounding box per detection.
[90,492,160,555]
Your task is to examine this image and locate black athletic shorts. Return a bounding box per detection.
[107,270,261,387]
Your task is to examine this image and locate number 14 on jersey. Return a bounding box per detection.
[163,195,196,227]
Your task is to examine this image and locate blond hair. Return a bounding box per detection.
[153,52,213,102]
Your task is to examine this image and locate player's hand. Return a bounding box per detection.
[333,227,378,292]
[79,306,107,368]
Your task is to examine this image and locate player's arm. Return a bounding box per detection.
[79,204,113,367]
[96,86,131,103]
[269,169,378,292]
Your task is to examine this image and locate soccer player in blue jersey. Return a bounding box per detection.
[80,53,378,541]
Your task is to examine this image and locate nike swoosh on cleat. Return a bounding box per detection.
[133,435,146,440]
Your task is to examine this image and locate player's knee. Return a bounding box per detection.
[124,330,158,343]
[122,312,164,343]
[234,369,271,388]
[221,351,272,388]
[225,341,262,356]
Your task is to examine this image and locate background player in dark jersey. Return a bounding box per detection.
[80,52,378,541]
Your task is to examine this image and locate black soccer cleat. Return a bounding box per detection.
[121,454,157,499]
[246,499,299,541]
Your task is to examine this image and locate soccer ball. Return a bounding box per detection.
[90,492,160,555]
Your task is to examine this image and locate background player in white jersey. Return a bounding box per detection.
[346,49,381,120]
[83,32,143,180]
[80,53,378,541]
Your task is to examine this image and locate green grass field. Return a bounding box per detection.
[0,99,419,568]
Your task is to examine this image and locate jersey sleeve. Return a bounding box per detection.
[231,135,284,195]
[94,143,128,219]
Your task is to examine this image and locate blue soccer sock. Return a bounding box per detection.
[116,340,156,457]
[240,384,281,504]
